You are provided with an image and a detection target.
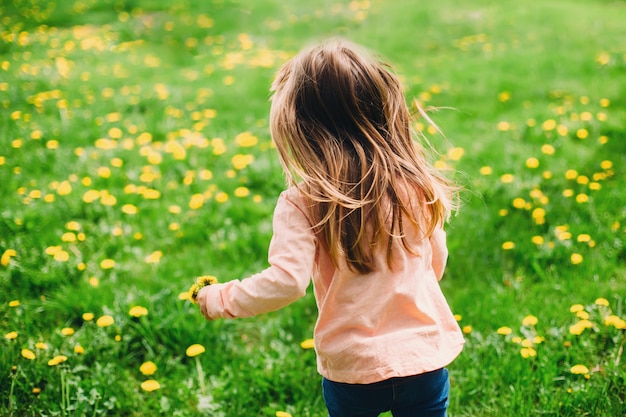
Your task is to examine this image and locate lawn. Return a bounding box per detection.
[1,0,625,415]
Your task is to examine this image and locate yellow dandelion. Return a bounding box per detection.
[61,327,75,336]
[82,189,100,203]
[121,204,138,215]
[48,355,68,366]
[522,315,538,327]
[570,253,583,265]
[212,138,227,155]
[129,306,148,317]
[576,129,589,139]
[447,147,465,161]
[479,166,492,175]
[520,347,536,358]
[575,194,589,204]
[542,119,556,131]
[576,310,590,320]
[54,250,70,262]
[74,345,85,354]
[570,364,589,375]
[234,186,250,198]
[145,251,163,264]
[525,157,539,169]
[541,144,555,155]
[497,91,511,102]
[496,326,512,335]
[61,232,76,242]
[9,300,20,307]
[140,361,158,375]
[1,249,17,266]
[5,331,18,340]
[188,276,218,303]
[501,241,515,250]
[231,154,254,170]
[531,236,544,245]
[168,205,182,214]
[189,193,205,210]
[512,198,526,209]
[235,131,258,147]
[462,325,472,334]
[57,181,72,196]
[100,192,117,206]
[600,160,613,170]
[300,338,315,349]
[21,349,36,360]
[97,166,111,178]
[276,412,293,417]
[186,344,206,357]
[595,297,609,306]
[569,320,593,335]
[141,379,161,392]
[496,121,511,131]
[569,304,584,313]
[100,259,115,269]
[215,192,229,203]
[604,315,626,329]
[500,174,515,183]
[96,315,115,327]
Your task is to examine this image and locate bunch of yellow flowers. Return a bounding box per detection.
[188,275,218,303]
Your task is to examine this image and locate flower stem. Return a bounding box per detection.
[195,356,206,396]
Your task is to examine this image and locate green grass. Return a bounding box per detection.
[1,0,625,415]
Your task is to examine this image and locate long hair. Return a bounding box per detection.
[269,38,458,273]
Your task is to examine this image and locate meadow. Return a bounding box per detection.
[1,0,625,415]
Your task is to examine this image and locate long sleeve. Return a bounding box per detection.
[198,190,315,319]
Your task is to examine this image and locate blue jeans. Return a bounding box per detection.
[322,368,449,417]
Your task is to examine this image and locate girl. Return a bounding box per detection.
[196,38,464,417]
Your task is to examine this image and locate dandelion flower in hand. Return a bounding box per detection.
[188,275,218,303]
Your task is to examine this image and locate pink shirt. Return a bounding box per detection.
[198,187,464,384]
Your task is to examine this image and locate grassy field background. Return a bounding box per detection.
[1,0,625,415]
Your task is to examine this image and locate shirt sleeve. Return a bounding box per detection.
[429,226,448,281]
[198,191,316,319]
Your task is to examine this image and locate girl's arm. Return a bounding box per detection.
[429,226,448,281]
[197,192,315,320]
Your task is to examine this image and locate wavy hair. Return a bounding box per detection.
[270,38,458,273]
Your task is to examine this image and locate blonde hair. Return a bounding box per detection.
[270,38,458,273]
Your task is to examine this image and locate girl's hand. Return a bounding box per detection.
[188,275,218,320]
[197,285,212,320]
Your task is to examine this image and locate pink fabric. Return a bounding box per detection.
[198,187,464,384]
